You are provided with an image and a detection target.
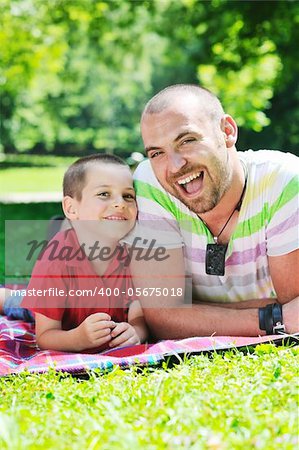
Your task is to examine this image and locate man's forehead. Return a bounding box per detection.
[142,104,207,137]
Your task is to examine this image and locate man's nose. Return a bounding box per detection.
[168,152,187,173]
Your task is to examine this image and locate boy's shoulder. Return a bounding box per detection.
[33,228,81,271]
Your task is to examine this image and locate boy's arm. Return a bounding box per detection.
[35,312,115,352]
[128,300,148,343]
[36,313,82,351]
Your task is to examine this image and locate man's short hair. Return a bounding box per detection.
[63,153,127,201]
[142,84,224,123]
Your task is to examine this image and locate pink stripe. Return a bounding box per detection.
[138,212,180,232]
[267,211,298,239]
[226,242,267,266]
[185,243,267,267]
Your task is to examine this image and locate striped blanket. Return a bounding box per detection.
[0,316,297,376]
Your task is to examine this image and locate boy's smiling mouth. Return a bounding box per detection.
[103,215,128,221]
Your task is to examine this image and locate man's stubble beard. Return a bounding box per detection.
[165,155,232,215]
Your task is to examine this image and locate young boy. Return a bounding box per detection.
[0,154,148,353]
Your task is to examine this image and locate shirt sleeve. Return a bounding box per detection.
[266,155,299,256]
[21,259,68,321]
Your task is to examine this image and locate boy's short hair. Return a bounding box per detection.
[63,153,127,201]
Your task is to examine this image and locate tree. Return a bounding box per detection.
[0,0,298,156]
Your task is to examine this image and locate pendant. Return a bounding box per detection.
[206,243,228,276]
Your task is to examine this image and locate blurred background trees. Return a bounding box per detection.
[1,0,298,158]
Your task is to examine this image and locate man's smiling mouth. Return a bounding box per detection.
[176,171,204,195]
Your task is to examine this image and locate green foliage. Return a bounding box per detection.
[0,346,298,449]
[0,0,158,154]
[153,0,299,152]
[0,0,298,155]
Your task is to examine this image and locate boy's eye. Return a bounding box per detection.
[97,192,109,197]
[123,194,136,201]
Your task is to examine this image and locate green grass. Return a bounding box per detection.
[0,345,298,449]
[0,155,76,193]
[0,154,134,194]
[0,166,67,193]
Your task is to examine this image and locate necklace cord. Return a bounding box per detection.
[213,175,247,244]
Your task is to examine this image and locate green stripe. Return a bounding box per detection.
[134,180,210,237]
[268,175,298,220]
[235,175,298,238]
[134,180,177,216]
[135,175,298,241]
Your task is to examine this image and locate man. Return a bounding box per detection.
[129,84,299,339]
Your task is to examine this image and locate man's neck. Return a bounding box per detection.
[199,158,246,239]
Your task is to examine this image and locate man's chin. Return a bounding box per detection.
[172,189,217,215]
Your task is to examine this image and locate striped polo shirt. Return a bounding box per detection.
[132,150,299,303]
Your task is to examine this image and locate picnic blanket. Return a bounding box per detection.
[0,316,298,377]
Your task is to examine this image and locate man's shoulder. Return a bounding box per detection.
[240,149,298,177]
[133,159,156,182]
[239,149,298,166]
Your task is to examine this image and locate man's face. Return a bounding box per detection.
[141,98,233,215]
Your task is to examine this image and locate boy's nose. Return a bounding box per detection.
[112,197,126,208]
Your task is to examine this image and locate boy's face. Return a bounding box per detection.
[64,163,137,240]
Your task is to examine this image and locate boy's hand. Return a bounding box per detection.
[109,322,140,348]
[76,312,115,350]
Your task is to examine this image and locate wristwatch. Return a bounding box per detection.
[258,303,286,335]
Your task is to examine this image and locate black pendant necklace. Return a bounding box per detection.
[205,207,235,276]
[205,176,247,276]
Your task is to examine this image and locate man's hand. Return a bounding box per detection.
[109,322,141,348]
[282,297,299,334]
[75,312,115,350]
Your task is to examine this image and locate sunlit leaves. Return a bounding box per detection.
[198,54,281,131]
[0,0,298,155]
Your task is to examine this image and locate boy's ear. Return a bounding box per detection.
[62,196,79,220]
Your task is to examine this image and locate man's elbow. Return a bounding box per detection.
[143,308,174,340]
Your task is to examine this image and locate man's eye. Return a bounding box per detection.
[182,137,196,145]
[149,151,161,159]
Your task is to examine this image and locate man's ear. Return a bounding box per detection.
[221,114,238,148]
[62,196,79,220]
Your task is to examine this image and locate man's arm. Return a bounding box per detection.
[268,249,299,335]
[128,300,149,343]
[269,250,299,303]
[131,248,299,339]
